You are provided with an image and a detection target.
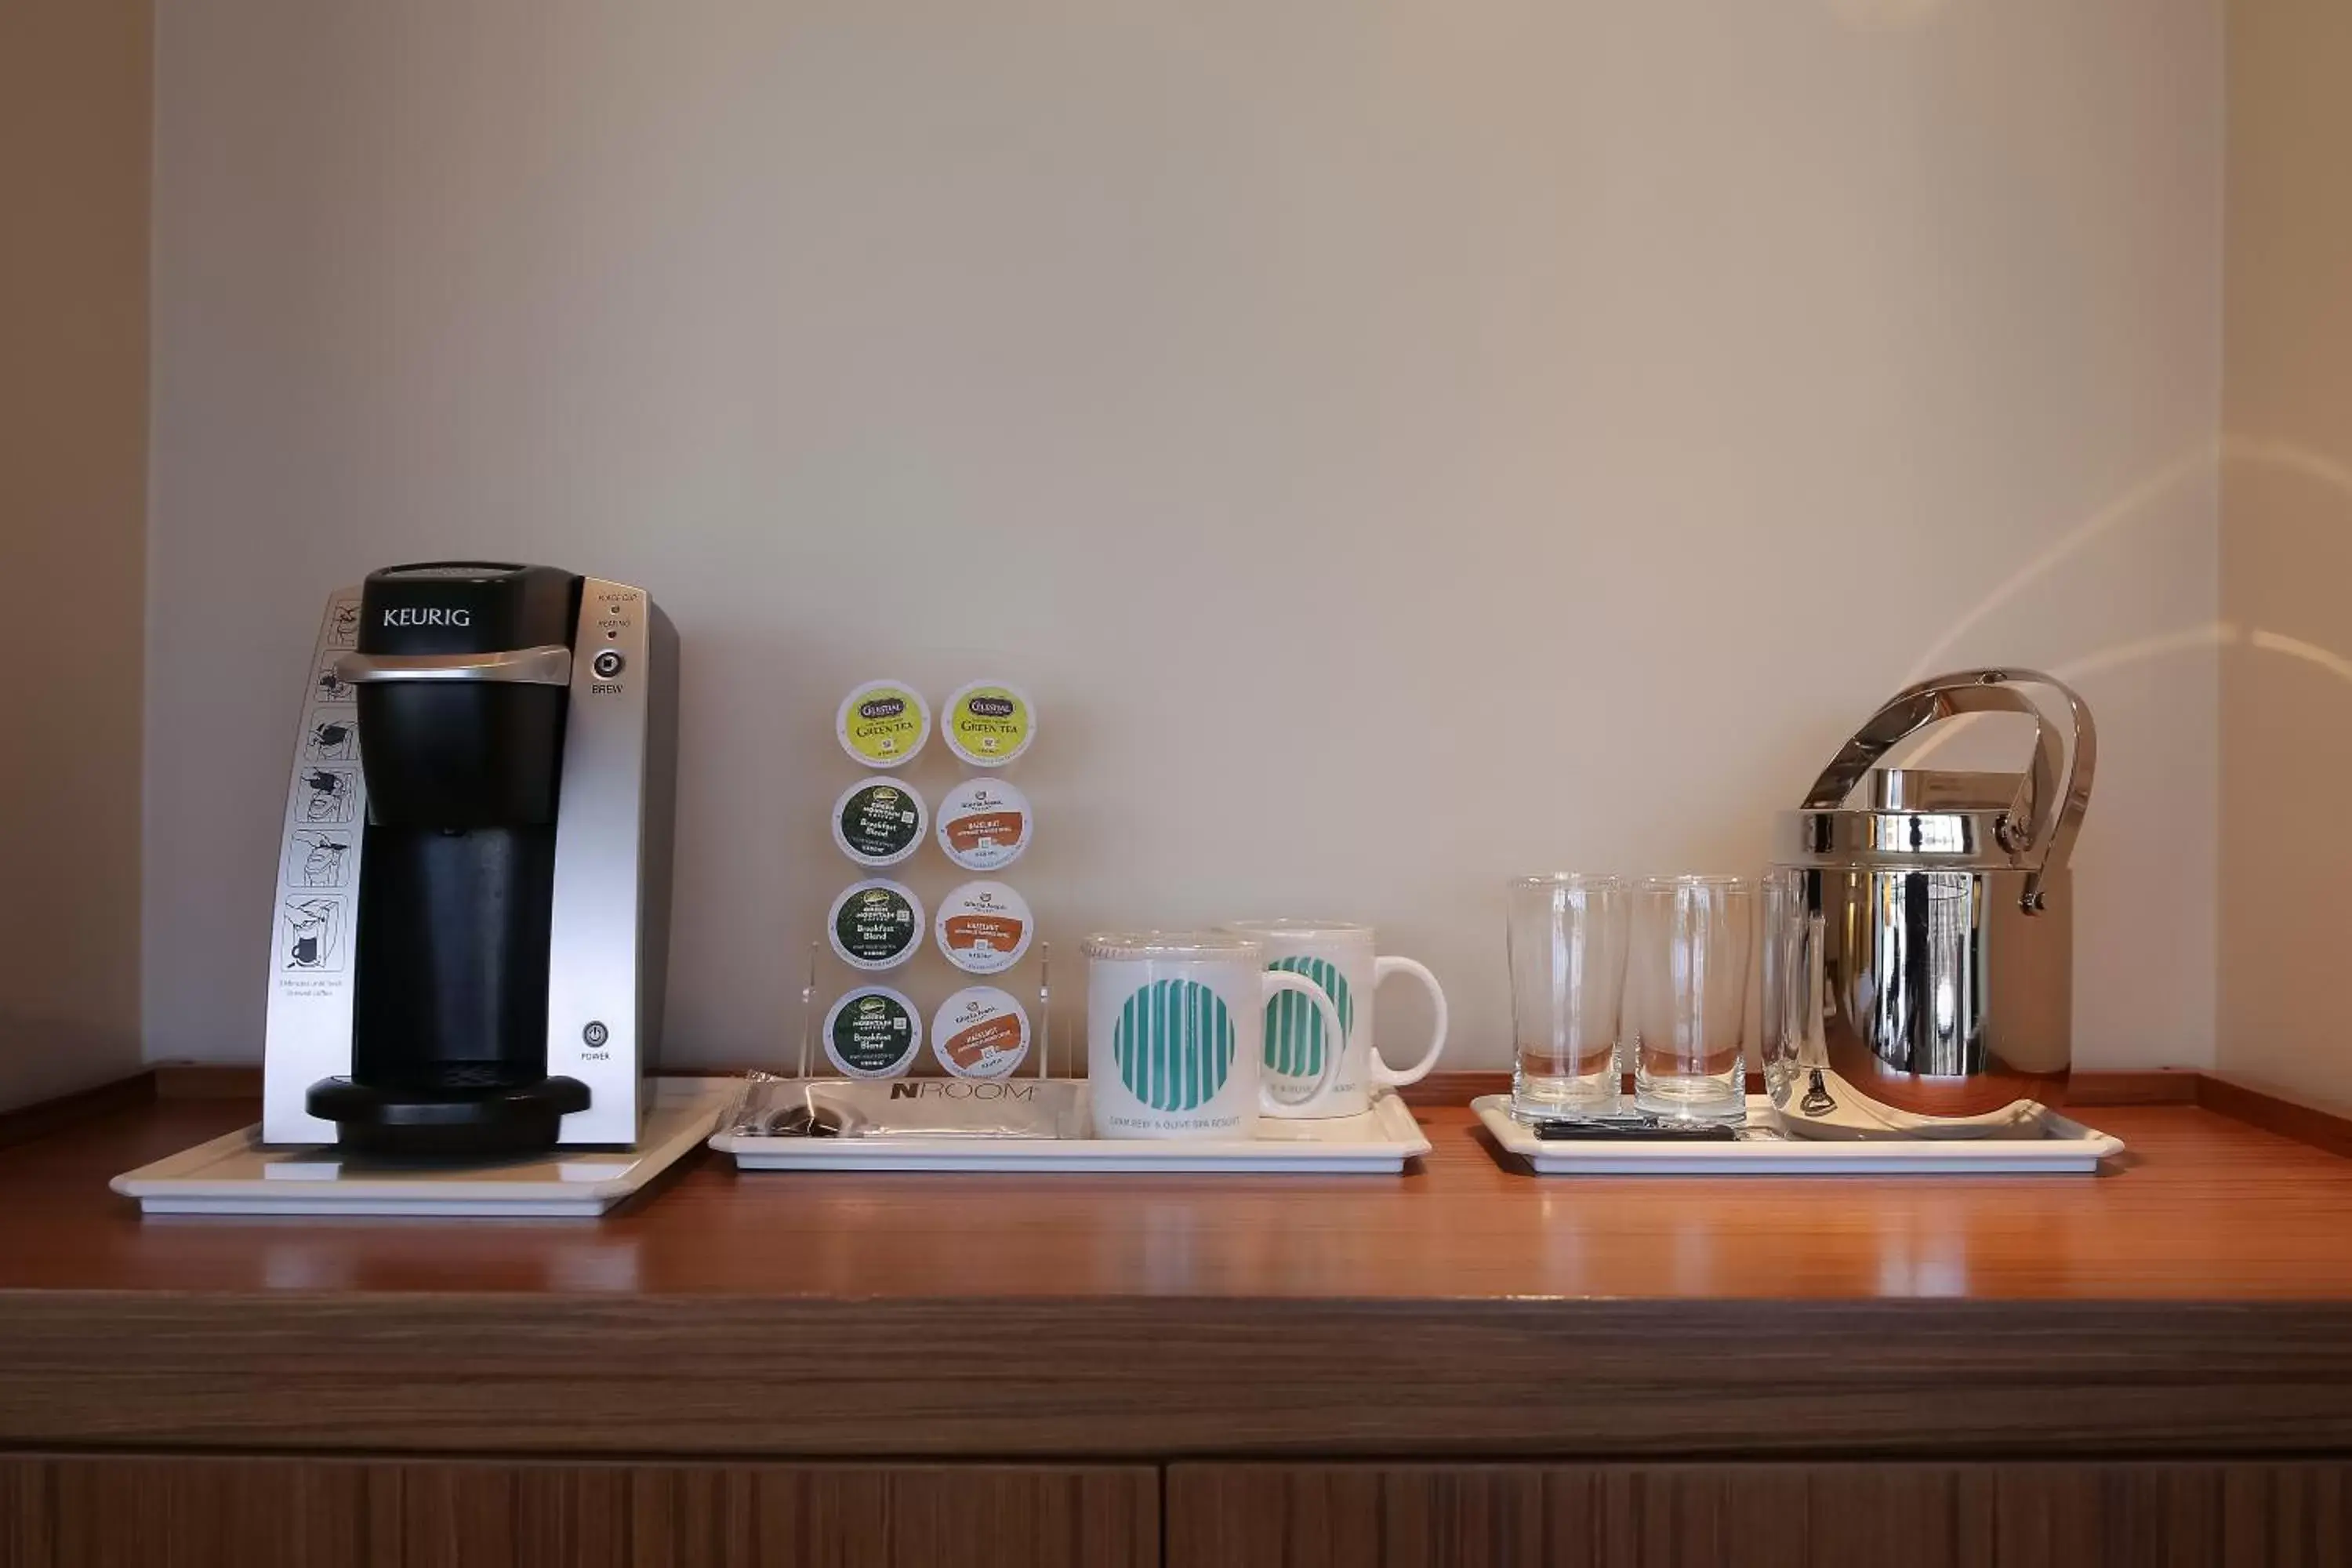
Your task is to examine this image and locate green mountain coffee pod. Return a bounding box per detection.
[934,880,1033,975]
[836,681,931,769]
[828,878,925,971]
[831,778,927,868]
[822,985,922,1078]
[941,681,1035,768]
[935,777,1032,872]
[931,986,1032,1080]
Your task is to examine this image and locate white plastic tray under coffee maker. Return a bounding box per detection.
[716,1085,1431,1173]
[1475,1094,2125,1175]
[111,1079,735,1218]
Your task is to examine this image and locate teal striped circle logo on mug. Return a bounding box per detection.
[1112,978,1237,1112]
[1263,956,1354,1080]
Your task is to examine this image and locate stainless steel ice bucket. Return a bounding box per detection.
[1762,670,2095,1138]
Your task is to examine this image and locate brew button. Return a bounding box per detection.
[582,1021,609,1047]
[591,650,625,679]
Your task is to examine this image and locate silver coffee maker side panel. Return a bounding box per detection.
[639,607,680,1082]
[261,587,369,1144]
[546,579,677,1145]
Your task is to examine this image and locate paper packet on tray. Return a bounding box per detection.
[725,1074,1086,1140]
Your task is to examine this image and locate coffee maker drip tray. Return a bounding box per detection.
[114,1080,733,1218]
[307,1075,591,1159]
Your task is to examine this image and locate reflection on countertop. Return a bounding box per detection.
[7,1085,2352,1303]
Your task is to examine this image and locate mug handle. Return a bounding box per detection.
[1259,971,1347,1114]
[1367,956,1448,1087]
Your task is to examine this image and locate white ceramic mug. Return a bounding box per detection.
[1221,920,1449,1118]
[1083,931,1345,1139]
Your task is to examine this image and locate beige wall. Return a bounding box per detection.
[2218,0,2352,1105]
[0,2,151,1109]
[147,0,2222,1073]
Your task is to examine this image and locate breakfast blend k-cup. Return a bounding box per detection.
[828,878,925,971]
[823,985,924,1078]
[831,778,927,868]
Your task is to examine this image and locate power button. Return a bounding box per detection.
[591,649,626,680]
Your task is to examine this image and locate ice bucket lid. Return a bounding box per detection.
[1775,776,2023,868]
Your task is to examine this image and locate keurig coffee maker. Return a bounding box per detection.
[262,563,678,1155]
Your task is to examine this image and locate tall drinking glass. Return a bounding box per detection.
[1507,874,1627,1120]
[1628,876,1755,1123]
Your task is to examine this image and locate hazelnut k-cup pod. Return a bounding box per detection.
[934,880,1033,975]
[931,986,1032,1080]
[935,777,1032,872]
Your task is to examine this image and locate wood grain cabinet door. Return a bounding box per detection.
[0,1457,1158,1568]
[1166,1462,2352,1568]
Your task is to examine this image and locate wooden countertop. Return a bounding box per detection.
[6,1081,2352,1461]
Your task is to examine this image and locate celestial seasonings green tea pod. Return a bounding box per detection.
[830,778,927,868]
[835,680,931,769]
[827,878,925,971]
[822,985,923,1079]
[940,681,1036,769]
[935,776,1032,872]
[930,986,1032,1080]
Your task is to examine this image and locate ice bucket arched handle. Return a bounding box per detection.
[1800,669,2096,914]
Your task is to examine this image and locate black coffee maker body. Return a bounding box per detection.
[261,564,678,1156]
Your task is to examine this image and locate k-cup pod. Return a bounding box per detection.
[935,880,1034,975]
[822,985,923,1079]
[930,986,1033,1080]
[828,878,925,971]
[831,778,927,868]
[935,777,1033,872]
[836,681,931,769]
[941,681,1036,769]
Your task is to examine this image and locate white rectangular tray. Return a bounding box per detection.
[717,1087,1431,1173]
[1475,1094,2125,1174]
[111,1079,734,1217]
